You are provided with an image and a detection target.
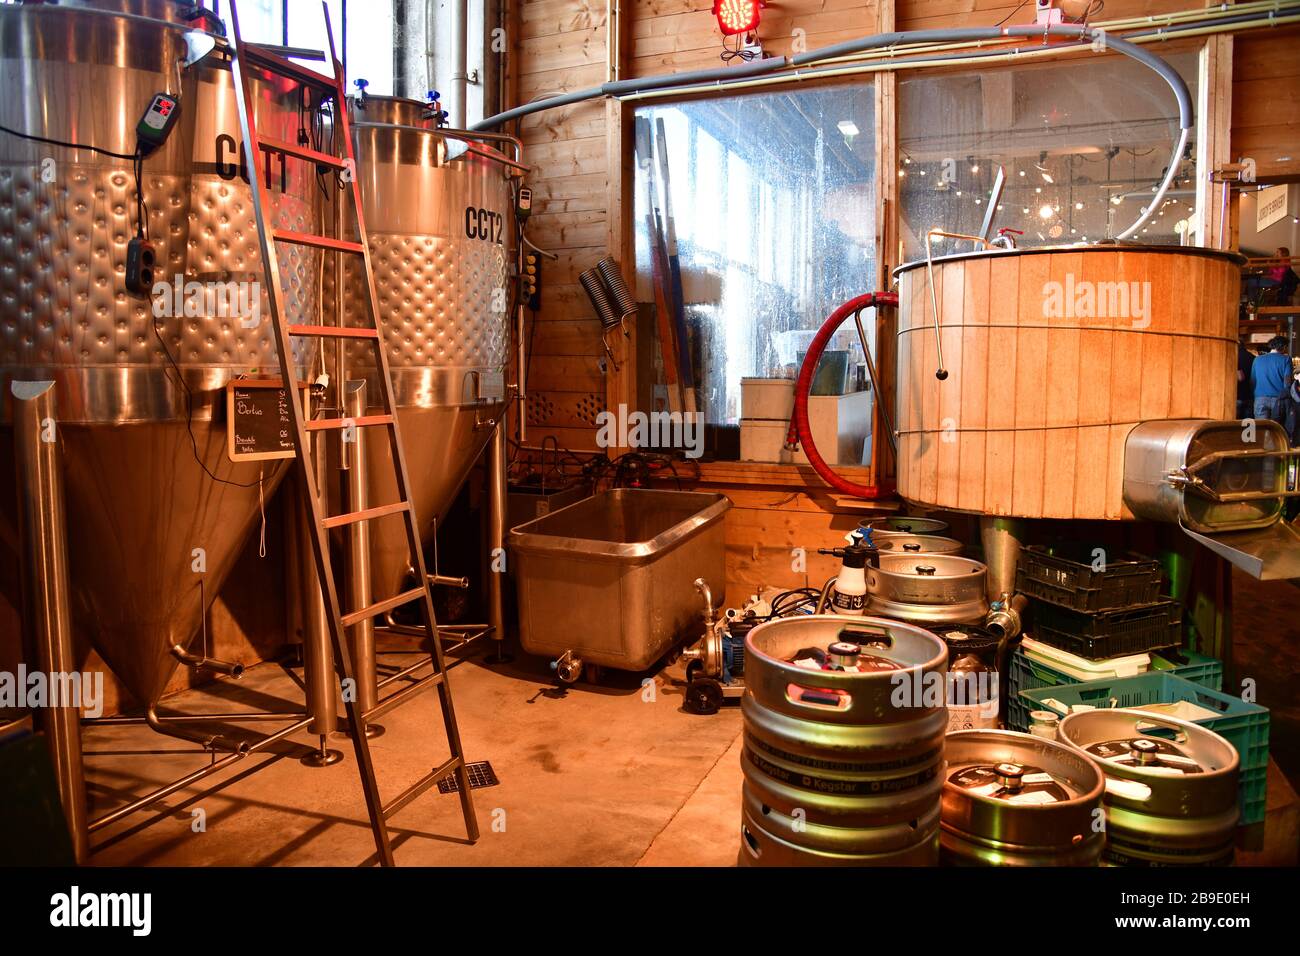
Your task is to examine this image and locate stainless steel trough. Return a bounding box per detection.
[509,489,730,677]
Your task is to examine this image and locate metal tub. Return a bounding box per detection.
[509,489,731,673]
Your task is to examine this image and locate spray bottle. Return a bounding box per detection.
[818,529,880,616]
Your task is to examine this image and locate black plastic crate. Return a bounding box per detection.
[1016,544,1163,612]
[1028,597,1182,660]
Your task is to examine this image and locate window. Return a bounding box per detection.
[898,50,1201,260]
[218,0,282,44]
[633,82,878,449]
[199,0,396,95]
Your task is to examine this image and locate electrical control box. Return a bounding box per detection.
[136,92,181,154]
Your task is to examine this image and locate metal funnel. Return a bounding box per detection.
[0,418,286,704]
[365,404,500,599]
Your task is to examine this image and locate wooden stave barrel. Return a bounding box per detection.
[893,245,1245,520]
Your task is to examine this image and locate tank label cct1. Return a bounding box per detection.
[465,206,505,244]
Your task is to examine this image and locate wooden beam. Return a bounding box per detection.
[1197,33,1235,248]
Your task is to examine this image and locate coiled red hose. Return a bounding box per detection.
[786,291,898,499]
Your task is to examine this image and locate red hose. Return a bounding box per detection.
[786,291,898,499]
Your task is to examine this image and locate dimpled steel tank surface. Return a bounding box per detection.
[0,0,321,703]
[738,615,948,866]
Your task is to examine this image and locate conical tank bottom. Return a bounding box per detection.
[366,403,501,600]
[16,419,288,705]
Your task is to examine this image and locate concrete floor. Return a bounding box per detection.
[83,568,1298,867]
[86,635,746,867]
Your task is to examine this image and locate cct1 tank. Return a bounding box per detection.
[0,0,325,704]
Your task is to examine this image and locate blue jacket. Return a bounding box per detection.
[1251,351,1294,399]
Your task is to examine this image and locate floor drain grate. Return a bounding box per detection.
[438,760,499,794]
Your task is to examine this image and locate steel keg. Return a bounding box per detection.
[875,534,964,556]
[866,554,989,625]
[861,516,950,537]
[1059,709,1240,866]
[739,615,948,866]
[932,624,1000,731]
[941,729,1106,866]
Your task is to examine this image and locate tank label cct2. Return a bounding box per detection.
[465,207,504,244]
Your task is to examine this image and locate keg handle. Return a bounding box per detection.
[784,682,853,712]
[1168,446,1300,503]
[1131,720,1191,746]
[924,230,990,381]
[837,625,892,649]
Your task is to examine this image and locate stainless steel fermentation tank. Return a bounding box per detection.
[0,0,323,705]
[335,95,515,605]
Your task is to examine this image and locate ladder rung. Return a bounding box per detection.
[306,414,395,432]
[382,757,462,820]
[274,229,365,254]
[341,585,427,628]
[364,669,444,724]
[244,44,338,91]
[323,500,411,531]
[287,325,380,339]
[259,136,347,170]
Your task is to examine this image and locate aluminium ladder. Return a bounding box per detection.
[226,0,478,866]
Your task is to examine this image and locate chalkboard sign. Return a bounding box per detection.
[226,379,299,463]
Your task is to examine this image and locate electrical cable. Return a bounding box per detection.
[2,107,281,491]
[992,1,1031,27]
[151,314,263,489]
[0,122,139,162]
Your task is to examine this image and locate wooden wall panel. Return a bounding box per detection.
[1232,24,1300,180]
[512,1,1300,574]
[517,0,1271,456]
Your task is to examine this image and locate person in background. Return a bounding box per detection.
[1246,247,1299,305]
[1238,341,1256,420]
[1251,336,1296,431]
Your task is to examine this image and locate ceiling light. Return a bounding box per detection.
[837,120,859,137]
[1038,204,1054,219]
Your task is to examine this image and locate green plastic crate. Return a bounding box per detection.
[1006,648,1223,733]
[1020,672,1270,826]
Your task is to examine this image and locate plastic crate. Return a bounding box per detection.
[1020,672,1270,825]
[1148,648,1225,689]
[1006,647,1223,733]
[1030,598,1181,660]
[1017,544,1163,612]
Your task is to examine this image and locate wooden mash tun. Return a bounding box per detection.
[891,241,1300,579]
